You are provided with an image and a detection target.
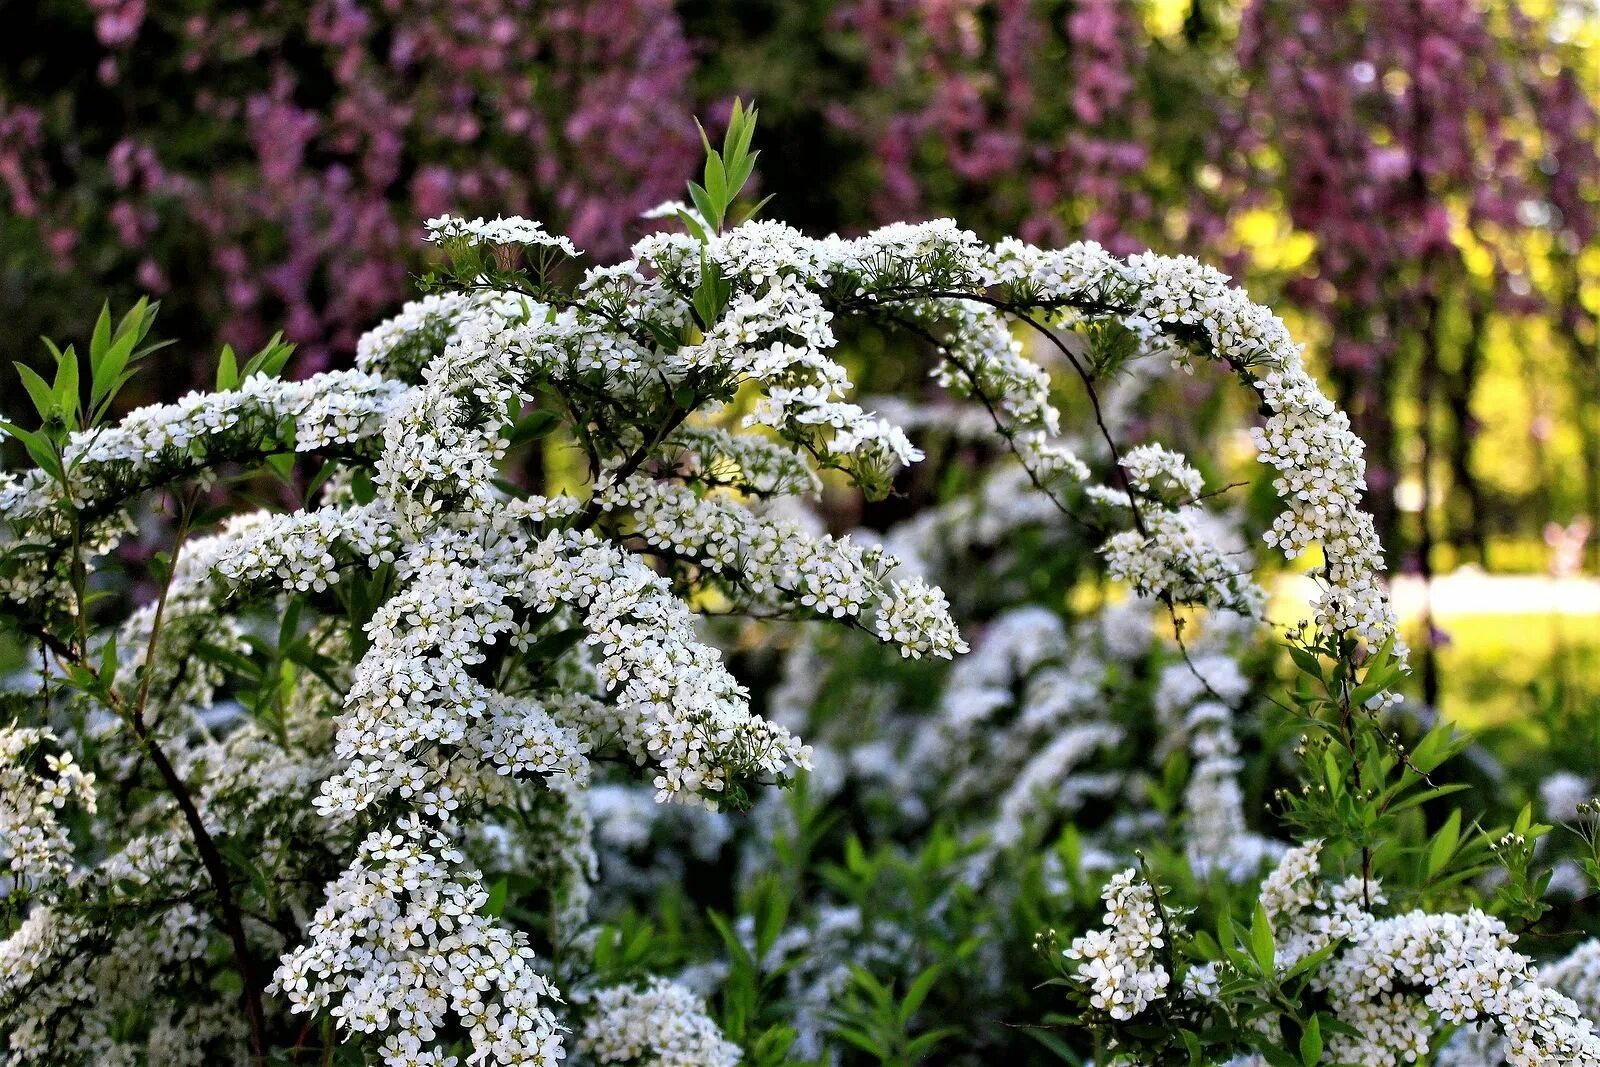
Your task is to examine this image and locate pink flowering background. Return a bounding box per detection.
[2,0,1597,583]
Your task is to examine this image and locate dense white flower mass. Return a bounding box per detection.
[576,978,740,1067]
[0,728,96,889]
[0,198,1441,1066]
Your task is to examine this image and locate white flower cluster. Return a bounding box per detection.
[1101,506,1264,617]
[357,293,477,383]
[1118,442,1205,501]
[0,203,1414,1063]
[0,728,96,889]
[0,903,243,1064]
[1257,841,1376,970]
[0,368,403,610]
[576,978,741,1067]
[272,816,564,1066]
[395,212,1395,652]
[2,369,401,522]
[425,214,582,259]
[661,425,821,499]
[604,475,964,658]
[1152,624,1283,882]
[1252,840,1600,1066]
[1439,939,1600,1065]
[1063,870,1171,1020]
[1327,909,1600,1066]
[980,239,1401,653]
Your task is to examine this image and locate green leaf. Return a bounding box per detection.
[0,419,63,481]
[91,327,140,410]
[830,1026,886,1059]
[673,209,708,243]
[1250,901,1276,974]
[905,1027,959,1060]
[1284,938,1341,981]
[1299,1014,1323,1066]
[734,193,774,227]
[350,466,378,506]
[483,876,509,917]
[53,343,80,428]
[1023,1028,1079,1062]
[13,363,55,423]
[216,344,240,392]
[240,335,295,382]
[89,302,112,372]
[702,150,728,216]
[98,634,119,693]
[898,963,943,1025]
[265,453,296,481]
[1427,808,1463,879]
[521,627,586,664]
[687,182,719,235]
[1286,642,1326,682]
[507,409,562,447]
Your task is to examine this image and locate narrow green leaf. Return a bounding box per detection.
[1299,1014,1323,1066]
[216,344,240,392]
[0,419,63,481]
[1250,901,1276,974]
[90,302,113,372]
[1427,808,1463,879]
[53,347,80,428]
[898,963,943,1024]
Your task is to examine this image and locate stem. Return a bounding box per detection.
[134,725,270,1062]
[50,491,272,1063]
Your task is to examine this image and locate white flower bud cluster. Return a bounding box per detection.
[576,978,741,1067]
[0,728,96,889]
[1063,870,1171,1020]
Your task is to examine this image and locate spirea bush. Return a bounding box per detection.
[3,105,1599,1066]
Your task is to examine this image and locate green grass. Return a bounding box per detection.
[1410,613,1600,732]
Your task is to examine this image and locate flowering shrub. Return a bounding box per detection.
[4,105,1600,1066]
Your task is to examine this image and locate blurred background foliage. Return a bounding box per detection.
[2,0,1597,726]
